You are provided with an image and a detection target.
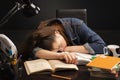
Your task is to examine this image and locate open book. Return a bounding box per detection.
[75,52,92,65]
[24,59,78,75]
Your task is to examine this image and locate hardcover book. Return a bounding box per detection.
[86,55,120,70]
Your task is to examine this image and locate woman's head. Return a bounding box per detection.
[33,23,68,52]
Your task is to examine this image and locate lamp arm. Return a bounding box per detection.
[0,2,24,27]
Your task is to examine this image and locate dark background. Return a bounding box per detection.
[0,0,120,52]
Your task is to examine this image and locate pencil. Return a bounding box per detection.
[51,74,71,80]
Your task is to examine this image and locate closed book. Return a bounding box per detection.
[86,55,120,70]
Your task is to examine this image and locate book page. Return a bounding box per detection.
[48,60,78,72]
[24,59,53,75]
[75,52,92,65]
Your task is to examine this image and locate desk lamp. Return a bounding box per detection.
[0,0,40,27]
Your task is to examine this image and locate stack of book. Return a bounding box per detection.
[86,55,120,79]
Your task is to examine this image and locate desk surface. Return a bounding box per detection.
[18,65,117,80]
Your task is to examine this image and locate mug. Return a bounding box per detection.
[103,45,120,57]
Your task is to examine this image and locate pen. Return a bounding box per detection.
[51,74,71,80]
[17,54,22,63]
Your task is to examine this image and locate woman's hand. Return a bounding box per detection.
[59,52,77,64]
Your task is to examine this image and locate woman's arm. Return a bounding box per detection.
[64,45,89,53]
[77,22,106,54]
[35,49,62,59]
[35,49,77,64]
[61,18,106,54]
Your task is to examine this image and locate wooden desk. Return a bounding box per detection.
[18,65,117,80]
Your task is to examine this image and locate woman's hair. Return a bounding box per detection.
[33,23,70,50]
[33,27,56,50]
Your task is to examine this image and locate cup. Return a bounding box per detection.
[103,45,120,57]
